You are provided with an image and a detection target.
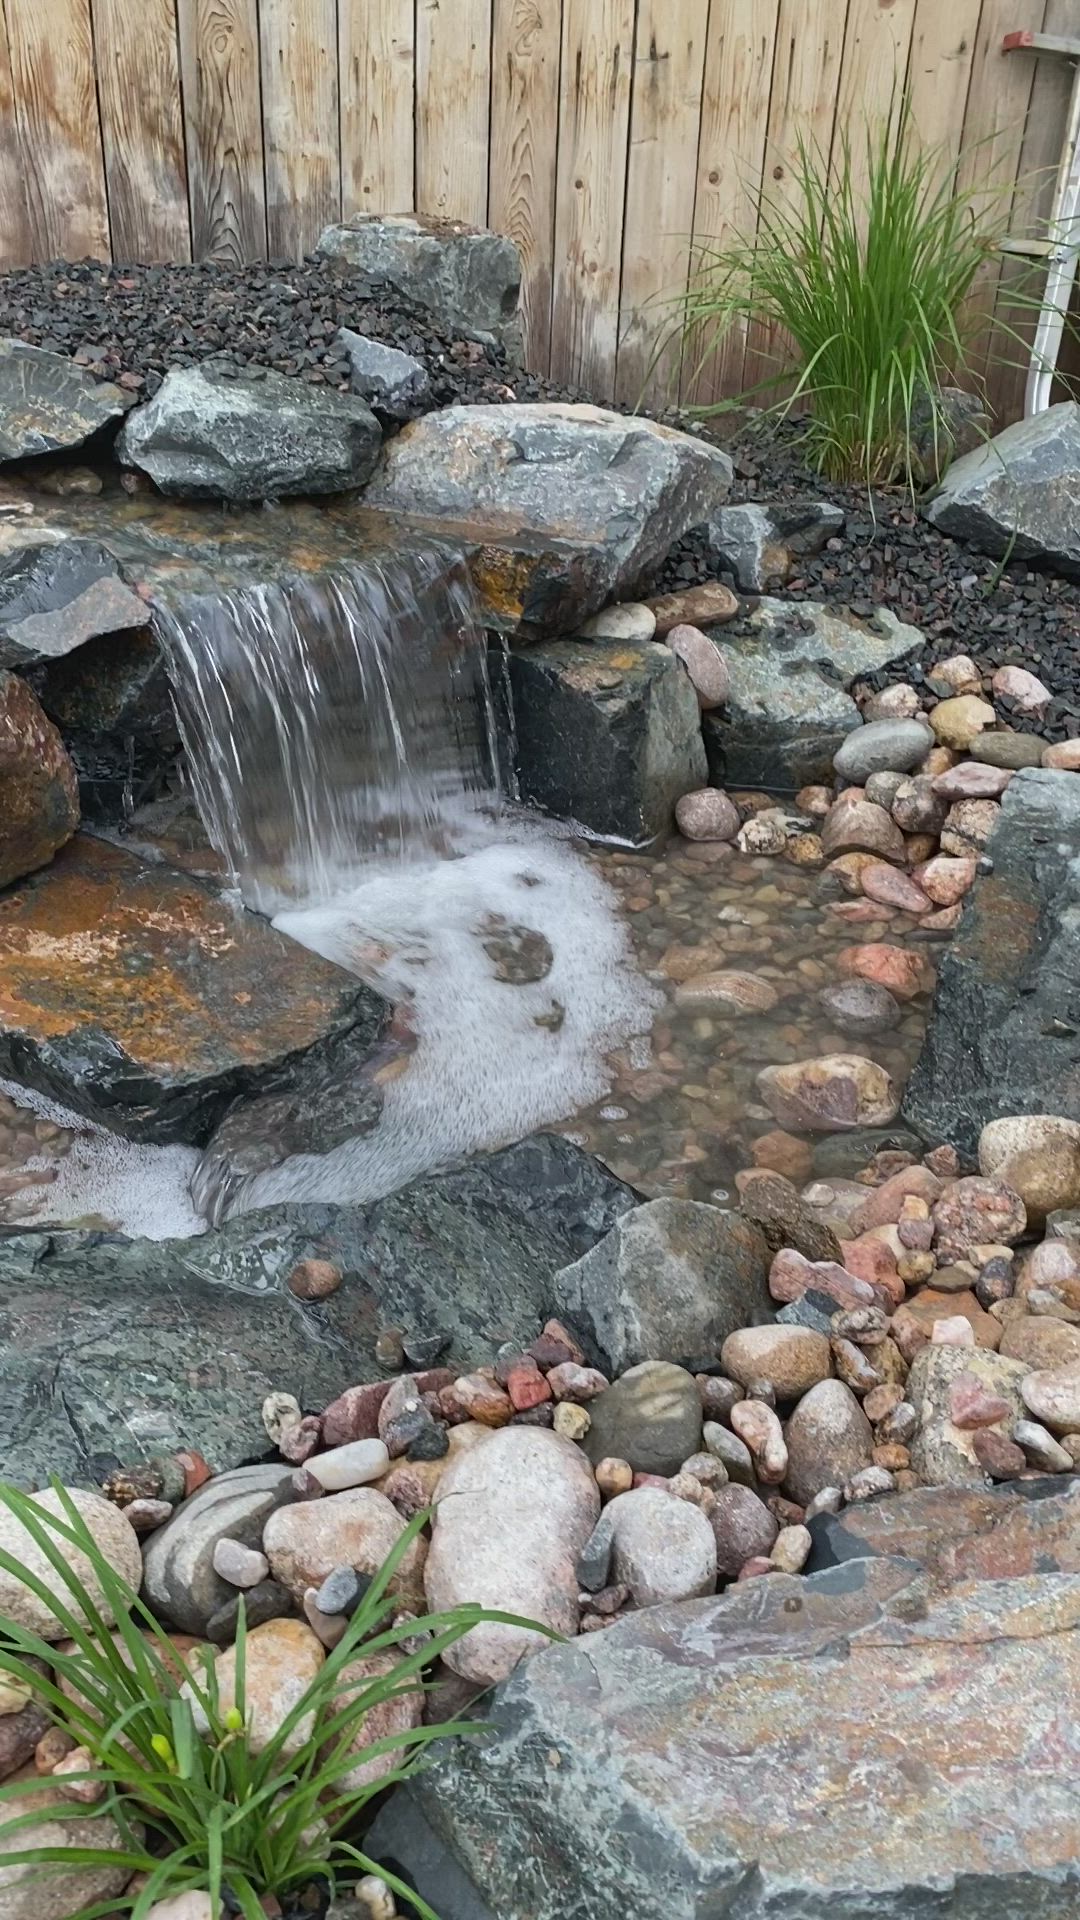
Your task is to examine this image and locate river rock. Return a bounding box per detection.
[928,695,997,750]
[0,1488,141,1639]
[327,1651,424,1793]
[0,670,79,889]
[925,401,1080,575]
[972,730,1045,769]
[425,1427,599,1684]
[709,1483,778,1577]
[757,1055,898,1132]
[978,1114,1080,1224]
[817,979,901,1038]
[915,854,976,906]
[364,402,732,631]
[836,941,934,1000]
[907,1343,1030,1485]
[505,637,707,841]
[644,581,738,633]
[584,1361,702,1476]
[142,1464,294,1635]
[702,601,922,789]
[201,1618,324,1756]
[264,1488,426,1606]
[931,1177,1026,1262]
[0,339,129,461]
[606,1486,717,1604]
[674,787,740,841]
[999,1317,1080,1370]
[117,364,382,501]
[720,1326,832,1399]
[319,214,522,351]
[554,1199,769,1374]
[336,328,431,423]
[931,762,1013,801]
[783,1379,873,1506]
[940,796,1000,855]
[665,623,729,708]
[833,719,932,782]
[707,499,844,591]
[1020,1363,1080,1433]
[820,798,906,864]
[0,1785,133,1920]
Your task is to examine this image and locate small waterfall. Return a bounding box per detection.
[154,541,498,910]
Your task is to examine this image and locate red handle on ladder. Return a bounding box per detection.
[1002,31,1035,51]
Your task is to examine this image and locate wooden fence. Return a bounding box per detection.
[0,0,1075,418]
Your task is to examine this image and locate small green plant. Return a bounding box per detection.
[0,1483,540,1920]
[682,99,1008,489]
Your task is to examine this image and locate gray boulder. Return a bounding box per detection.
[503,637,707,842]
[318,213,522,355]
[363,403,733,629]
[554,1198,769,1373]
[708,498,843,591]
[0,339,130,462]
[117,364,382,501]
[335,328,431,423]
[925,402,1080,575]
[904,768,1080,1154]
[368,1552,1080,1918]
[0,1134,635,1486]
[142,1463,293,1633]
[0,538,147,670]
[702,600,923,788]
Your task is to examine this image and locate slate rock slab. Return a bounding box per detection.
[336,328,431,423]
[363,402,733,630]
[0,1135,635,1486]
[318,214,522,354]
[117,364,382,502]
[0,670,79,889]
[142,1464,295,1634]
[925,401,1080,576]
[707,498,844,592]
[503,637,707,842]
[0,537,147,669]
[0,339,129,462]
[903,767,1080,1154]
[702,599,923,788]
[369,1552,1080,1918]
[0,833,387,1144]
[553,1198,769,1373]
[806,1473,1080,1579]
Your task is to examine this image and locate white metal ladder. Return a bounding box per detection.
[1002,29,1080,415]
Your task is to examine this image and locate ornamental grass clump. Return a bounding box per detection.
[0,1482,539,1920]
[683,101,1008,489]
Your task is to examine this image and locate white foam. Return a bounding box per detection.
[0,1078,205,1242]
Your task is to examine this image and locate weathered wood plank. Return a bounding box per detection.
[416,0,492,224]
[90,0,189,261]
[489,0,561,372]
[615,0,709,409]
[832,0,918,205]
[0,0,32,267]
[907,0,983,172]
[260,0,338,258]
[177,0,266,264]
[550,0,635,396]
[683,0,782,406]
[5,0,109,258]
[339,0,415,216]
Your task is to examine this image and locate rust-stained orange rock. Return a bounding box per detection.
[0,834,385,1142]
[0,670,78,890]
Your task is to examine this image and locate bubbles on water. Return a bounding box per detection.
[0,1077,204,1242]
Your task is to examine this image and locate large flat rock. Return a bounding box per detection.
[0,834,387,1143]
[370,1551,1080,1918]
[904,767,1080,1154]
[0,1135,636,1485]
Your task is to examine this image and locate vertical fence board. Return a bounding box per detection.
[489,0,561,373]
[742,0,849,398]
[5,0,109,258]
[832,0,918,204]
[416,0,492,223]
[178,0,266,264]
[0,0,32,266]
[907,0,982,170]
[260,0,338,258]
[339,0,415,216]
[550,0,635,395]
[684,0,781,406]
[90,0,189,261]
[615,0,709,409]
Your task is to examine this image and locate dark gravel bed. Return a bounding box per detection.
[661,427,1080,743]
[0,255,585,410]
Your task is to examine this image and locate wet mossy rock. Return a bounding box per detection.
[117,363,383,501]
[369,1552,1080,1918]
[504,637,707,843]
[0,670,79,889]
[0,1135,636,1486]
[0,833,387,1143]
[904,768,1080,1155]
[0,537,147,670]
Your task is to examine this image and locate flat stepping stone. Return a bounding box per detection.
[0,833,386,1143]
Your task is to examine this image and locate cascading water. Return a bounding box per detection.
[154,542,499,910]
